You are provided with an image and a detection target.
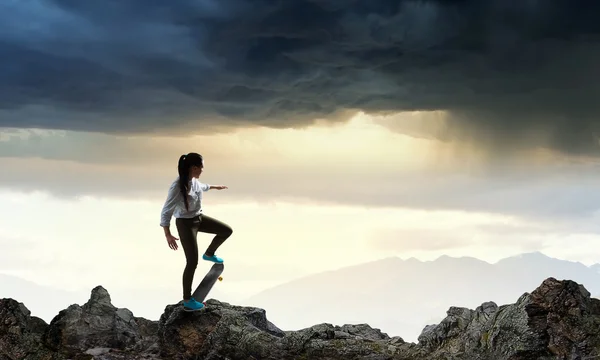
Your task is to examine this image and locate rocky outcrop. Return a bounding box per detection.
[0,299,57,360]
[417,277,600,360]
[2,277,600,359]
[42,286,159,359]
[157,301,413,360]
[1,286,159,360]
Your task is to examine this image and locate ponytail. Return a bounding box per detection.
[178,154,190,211]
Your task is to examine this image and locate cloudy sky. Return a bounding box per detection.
[2,0,600,323]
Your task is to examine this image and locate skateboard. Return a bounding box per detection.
[191,262,224,305]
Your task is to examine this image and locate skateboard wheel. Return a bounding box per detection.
[218,276,223,281]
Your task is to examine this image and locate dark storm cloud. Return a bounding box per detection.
[2,0,600,154]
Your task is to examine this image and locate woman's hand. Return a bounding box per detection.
[211,185,228,190]
[165,233,179,250]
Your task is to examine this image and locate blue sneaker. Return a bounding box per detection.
[182,297,204,311]
[202,254,224,264]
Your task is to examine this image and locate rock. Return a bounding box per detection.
[156,299,406,360]
[0,298,58,360]
[2,277,600,360]
[417,300,499,356]
[524,277,600,358]
[279,322,416,360]
[42,285,158,358]
[84,347,111,355]
[417,277,600,360]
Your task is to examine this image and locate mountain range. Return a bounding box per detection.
[242,251,600,342]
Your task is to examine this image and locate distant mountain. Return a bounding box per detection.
[243,251,600,343]
[0,273,89,323]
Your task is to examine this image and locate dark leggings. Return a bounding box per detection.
[175,214,233,300]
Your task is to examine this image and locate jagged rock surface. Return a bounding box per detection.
[417,277,600,360]
[43,286,159,358]
[157,300,415,360]
[1,277,600,360]
[0,298,57,360]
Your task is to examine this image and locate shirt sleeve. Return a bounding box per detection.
[160,181,181,227]
[199,182,210,191]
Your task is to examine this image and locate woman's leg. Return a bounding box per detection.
[197,214,233,259]
[175,217,200,300]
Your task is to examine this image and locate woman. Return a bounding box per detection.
[160,152,233,311]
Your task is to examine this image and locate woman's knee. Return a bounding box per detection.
[185,252,199,268]
[185,257,198,269]
[221,225,233,238]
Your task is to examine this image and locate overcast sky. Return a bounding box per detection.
[2,0,600,328]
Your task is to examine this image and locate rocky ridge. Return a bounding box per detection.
[2,277,600,359]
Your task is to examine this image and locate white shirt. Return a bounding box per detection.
[160,177,211,227]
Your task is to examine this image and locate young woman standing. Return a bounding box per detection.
[160,152,233,311]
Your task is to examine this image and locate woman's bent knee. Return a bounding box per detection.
[223,226,233,237]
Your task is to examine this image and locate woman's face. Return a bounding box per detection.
[190,162,204,178]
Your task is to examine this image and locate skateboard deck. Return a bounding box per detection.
[192,263,224,304]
